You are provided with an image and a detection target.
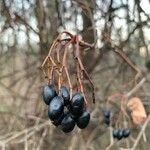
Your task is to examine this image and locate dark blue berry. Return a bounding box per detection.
[113,129,120,138]
[48,96,64,120]
[123,129,130,138]
[60,113,75,133]
[76,111,90,129]
[102,108,111,125]
[52,113,64,126]
[102,108,111,118]
[70,92,84,117]
[117,129,124,140]
[59,86,70,106]
[42,84,57,105]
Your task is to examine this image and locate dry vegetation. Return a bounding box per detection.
[0,0,150,150]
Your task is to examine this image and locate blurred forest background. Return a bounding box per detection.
[0,0,150,150]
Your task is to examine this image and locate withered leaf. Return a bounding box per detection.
[127,97,147,125]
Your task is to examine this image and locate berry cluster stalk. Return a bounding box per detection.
[41,31,96,106]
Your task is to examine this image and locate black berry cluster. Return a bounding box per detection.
[102,108,111,125]
[42,84,90,133]
[102,107,131,140]
[113,128,130,140]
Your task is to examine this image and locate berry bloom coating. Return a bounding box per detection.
[117,129,124,140]
[48,96,64,120]
[76,111,90,129]
[60,113,75,133]
[70,92,84,117]
[70,106,83,117]
[60,86,70,106]
[42,84,57,105]
[113,129,120,138]
[52,113,64,126]
[123,129,130,138]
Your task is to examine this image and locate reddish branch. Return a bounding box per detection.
[41,31,96,105]
[42,30,143,106]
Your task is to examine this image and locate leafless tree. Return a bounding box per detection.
[0,0,150,149]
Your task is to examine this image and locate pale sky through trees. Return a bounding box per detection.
[1,0,150,47]
[0,0,150,149]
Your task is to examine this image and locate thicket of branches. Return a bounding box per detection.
[0,0,150,150]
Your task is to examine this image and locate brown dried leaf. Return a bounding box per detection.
[127,97,147,125]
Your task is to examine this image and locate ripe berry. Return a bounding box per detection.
[102,108,111,125]
[48,96,64,120]
[60,113,75,133]
[59,86,70,106]
[113,129,120,138]
[70,92,84,117]
[102,108,111,118]
[117,129,124,140]
[76,111,90,129]
[52,113,64,126]
[123,128,130,138]
[103,117,110,125]
[42,84,57,105]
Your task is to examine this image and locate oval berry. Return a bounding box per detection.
[117,129,124,140]
[42,84,57,105]
[60,86,70,105]
[103,117,110,125]
[123,129,130,138]
[113,129,120,138]
[76,111,90,129]
[48,96,64,120]
[60,113,75,133]
[70,92,84,117]
[102,108,111,119]
[52,113,64,126]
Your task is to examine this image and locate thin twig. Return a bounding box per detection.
[1,120,50,144]
[126,77,146,98]
[36,128,48,150]
[131,115,150,150]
